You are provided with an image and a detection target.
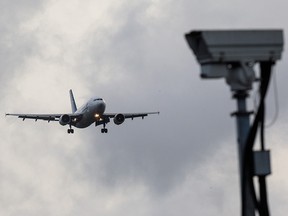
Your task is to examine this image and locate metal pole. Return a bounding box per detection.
[233,91,255,216]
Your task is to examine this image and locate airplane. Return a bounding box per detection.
[6,89,159,134]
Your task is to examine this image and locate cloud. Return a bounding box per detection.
[0,0,45,82]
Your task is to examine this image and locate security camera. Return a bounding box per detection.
[185,30,284,79]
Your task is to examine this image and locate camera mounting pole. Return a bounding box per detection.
[228,62,256,216]
[232,90,255,216]
[227,62,256,216]
[185,29,284,216]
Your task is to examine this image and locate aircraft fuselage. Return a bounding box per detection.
[74,97,106,128]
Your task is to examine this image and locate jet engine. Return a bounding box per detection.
[113,113,125,125]
[59,114,71,126]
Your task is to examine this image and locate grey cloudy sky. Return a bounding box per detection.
[1,0,288,215]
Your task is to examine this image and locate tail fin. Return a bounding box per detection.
[69,89,77,113]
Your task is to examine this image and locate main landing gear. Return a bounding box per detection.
[67,125,74,134]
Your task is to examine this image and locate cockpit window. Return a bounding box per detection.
[93,98,103,101]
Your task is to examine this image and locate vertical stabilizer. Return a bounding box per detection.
[69,89,77,113]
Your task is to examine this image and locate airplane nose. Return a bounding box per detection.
[98,102,106,112]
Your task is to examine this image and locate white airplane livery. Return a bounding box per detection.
[6,90,159,134]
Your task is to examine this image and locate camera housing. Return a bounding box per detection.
[185,30,284,79]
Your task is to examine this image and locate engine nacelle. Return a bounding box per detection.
[113,113,125,125]
[59,114,71,126]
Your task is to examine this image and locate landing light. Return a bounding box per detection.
[95,114,101,119]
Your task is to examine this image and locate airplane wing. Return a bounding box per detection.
[5,113,81,122]
[103,112,160,119]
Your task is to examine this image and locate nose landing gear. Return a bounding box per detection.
[101,122,108,133]
[101,128,108,133]
[96,118,109,133]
